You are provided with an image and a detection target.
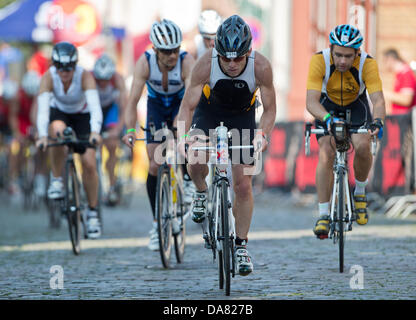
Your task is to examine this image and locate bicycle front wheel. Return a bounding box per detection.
[156,165,173,268]
[337,170,345,273]
[174,166,186,263]
[65,161,82,255]
[219,179,231,296]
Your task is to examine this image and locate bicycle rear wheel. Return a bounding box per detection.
[156,165,173,268]
[337,170,345,273]
[219,179,231,296]
[65,161,81,255]
[174,166,186,263]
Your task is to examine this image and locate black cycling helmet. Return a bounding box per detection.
[52,41,78,71]
[215,15,252,59]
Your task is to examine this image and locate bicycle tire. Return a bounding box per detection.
[174,166,186,263]
[220,179,231,296]
[47,198,62,229]
[65,161,81,255]
[156,165,172,268]
[337,170,345,273]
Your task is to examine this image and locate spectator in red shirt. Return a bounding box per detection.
[383,48,416,115]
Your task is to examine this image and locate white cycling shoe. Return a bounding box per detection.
[148,222,159,251]
[48,178,64,200]
[235,245,254,276]
[86,209,101,239]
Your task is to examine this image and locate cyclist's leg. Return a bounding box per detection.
[351,133,372,225]
[313,134,336,237]
[103,132,118,187]
[231,164,254,275]
[231,164,253,240]
[349,95,373,225]
[47,112,68,199]
[102,103,119,189]
[49,109,68,178]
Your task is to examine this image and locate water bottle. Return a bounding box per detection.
[216,122,228,170]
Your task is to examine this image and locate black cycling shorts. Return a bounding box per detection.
[190,100,256,165]
[315,92,373,140]
[49,107,92,154]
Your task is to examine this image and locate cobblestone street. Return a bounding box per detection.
[1,188,416,300]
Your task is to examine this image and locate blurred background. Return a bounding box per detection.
[1,0,416,204]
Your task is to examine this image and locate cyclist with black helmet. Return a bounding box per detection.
[306,24,386,239]
[35,41,103,239]
[176,15,277,276]
[93,54,128,204]
[122,19,195,251]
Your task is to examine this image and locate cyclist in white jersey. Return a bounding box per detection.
[36,42,103,239]
[93,54,127,205]
[122,19,195,251]
[194,10,222,59]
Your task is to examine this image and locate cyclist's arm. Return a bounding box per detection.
[175,50,210,134]
[306,89,329,121]
[82,71,102,134]
[114,72,128,133]
[254,52,276,138]
[181,52,196,89]
[124,54,149,132]
[306,53,329,121]
[369,90,386,121]
[36,71,53,138]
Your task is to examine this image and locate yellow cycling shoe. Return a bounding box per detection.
[354,194,368,225]
[313,215,330,239]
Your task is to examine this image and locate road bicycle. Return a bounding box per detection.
[305,119,377,273]
[46,127,99,255]
[130,122,191,268]
[192,122,261,296]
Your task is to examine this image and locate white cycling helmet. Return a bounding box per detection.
[150,19,182,50]
[1,79,18,100]
[93,54,116,80]
[198,10,222,36]
[22,71,40,96]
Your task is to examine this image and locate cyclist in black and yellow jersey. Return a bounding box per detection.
[306,24,386,239]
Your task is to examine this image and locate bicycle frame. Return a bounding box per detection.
[329,149,354,239]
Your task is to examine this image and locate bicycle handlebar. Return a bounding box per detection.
[304,123,377,156]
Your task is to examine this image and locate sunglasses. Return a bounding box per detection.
[55,62,76,72]
[219,55,246,63]
[158,47,180,55]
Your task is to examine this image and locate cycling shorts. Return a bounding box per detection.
[315,92,373,140]
[101,102,119,133]
[190,99,256,165]
[146,97,180,144]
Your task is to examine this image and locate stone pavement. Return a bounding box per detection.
[0,188,416,300]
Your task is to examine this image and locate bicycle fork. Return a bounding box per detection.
[329,152,354,240]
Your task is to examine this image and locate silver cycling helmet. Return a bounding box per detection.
[149,19,182,50]
[93,54,116,80]
[198,10,222,37]
[21,71,41,96]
